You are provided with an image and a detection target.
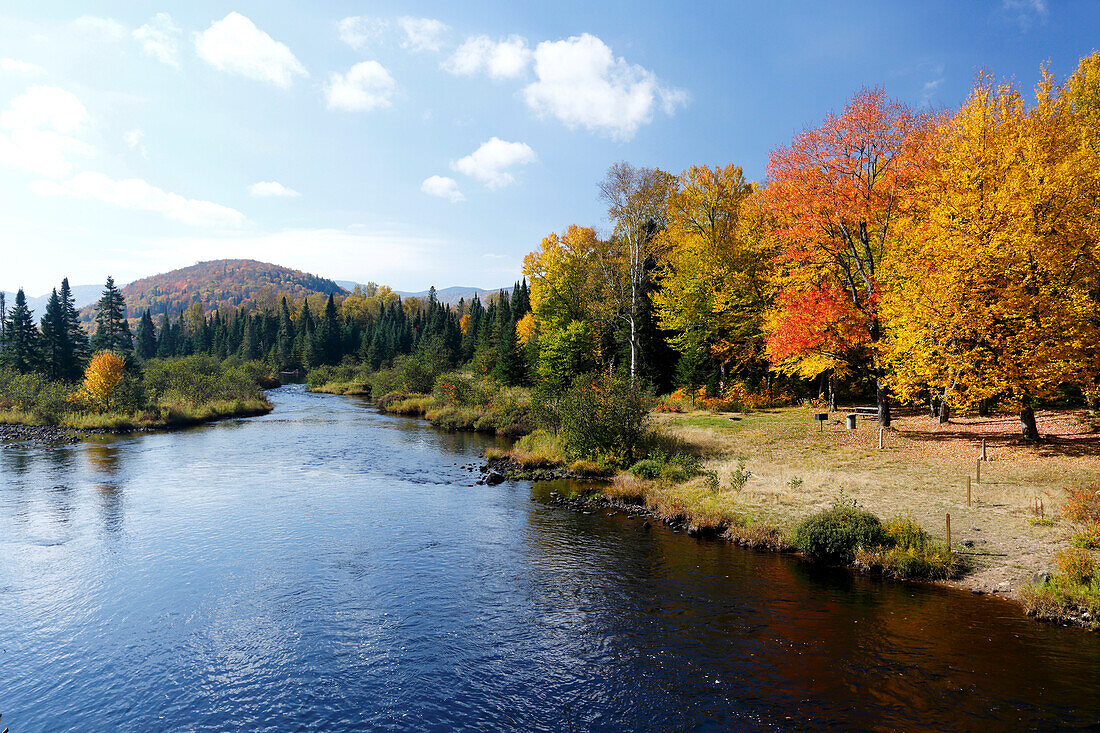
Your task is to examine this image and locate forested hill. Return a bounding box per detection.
[102,260,348,318]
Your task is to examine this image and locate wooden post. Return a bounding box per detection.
[878,427,884,450]
[967,476,971,508]
[946,513,951,551]
[976,458,981,484]
[981,438,987,461]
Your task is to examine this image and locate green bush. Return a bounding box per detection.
[629,459,664,480]
[792,496,887,565]
[557,372,651,465]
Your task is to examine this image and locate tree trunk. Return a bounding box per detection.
[1020,396,1040,441]
[978,398,991,417]
[876,377,891,428]
[929,396,938,419]
[938,399,950,424]
[828,372,837,412]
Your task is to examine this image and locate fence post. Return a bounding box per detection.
[976,458,981,484]
[982,438,987,462]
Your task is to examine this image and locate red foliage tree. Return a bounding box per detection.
[763,88,935,425]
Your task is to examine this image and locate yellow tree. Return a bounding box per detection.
[523,225,607,386]
[652,164,774,390]
[883,72,1100,439]
[77,351,126,411]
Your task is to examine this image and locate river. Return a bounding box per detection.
[2,385,1099,731]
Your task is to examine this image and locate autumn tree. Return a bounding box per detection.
[764,88,934,425]
[653,164,775,391]
[884,72,1100,439]
[76,351,126,411]
[597,162,674,386]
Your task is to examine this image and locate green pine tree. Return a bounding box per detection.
[91,276,133,354]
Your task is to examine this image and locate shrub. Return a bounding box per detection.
[727,460,751,491]
[557,372,651,465]
[1056,547,1097,585]
[792,496,887,565]
[629,459,664,480]
[1063,484,1100,542]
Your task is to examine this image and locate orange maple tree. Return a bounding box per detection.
[763,88,935,424]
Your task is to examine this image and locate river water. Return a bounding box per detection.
[1,385,1099,731]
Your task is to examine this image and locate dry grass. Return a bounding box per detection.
[649,405,1100,597]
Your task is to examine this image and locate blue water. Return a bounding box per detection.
[2,385,1099,731]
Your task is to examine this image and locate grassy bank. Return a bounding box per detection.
[493,402,1100,604]
[0,356,274,435]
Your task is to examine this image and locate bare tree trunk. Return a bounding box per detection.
[929,396,938,418]
[938,399,950,424]
[828,371,837,412]
[978,398,991,417]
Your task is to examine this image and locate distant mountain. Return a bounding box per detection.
[336,281,510,306]
[3,284,101,320]
[103,259,347,318]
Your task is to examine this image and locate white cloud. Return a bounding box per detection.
[249,181,300,198]
[0,58,44,74]
[194,12,307,88]
[71,16,127,43]
[452,137,536,189]
[337,16,388,50]
[30,172,246,228]
[421,175,464,203]
[324,61,395,111]
[0,86,94,178]
[522,33,687,140]
[134,13,181,67]
[397,17,448,52]
[444,35,532,80]
[125,128,149,159]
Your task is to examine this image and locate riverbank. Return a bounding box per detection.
[0,397,273,441]
[490,404,1100,629]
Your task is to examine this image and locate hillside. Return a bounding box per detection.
[108,260,347,318]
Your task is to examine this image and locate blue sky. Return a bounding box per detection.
[0,0,1090,295]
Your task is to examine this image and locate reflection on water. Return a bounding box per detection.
[1,384,1099,732]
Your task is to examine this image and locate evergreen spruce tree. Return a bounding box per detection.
[40,288,72,379]
[1,289,42,373]
[295,299,316,368]
[60,278,89,374]
[134,309,157,361]
[315,293,342,366]
[91,276,132,354]
[155,313,173,358]
[275,297,295,369]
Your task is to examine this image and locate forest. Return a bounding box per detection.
[4,54,1100,445]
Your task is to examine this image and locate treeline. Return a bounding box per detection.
[0,277,269,427]
[514,54,1100,440]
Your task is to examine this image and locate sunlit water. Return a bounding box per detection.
[2,385,1099,731]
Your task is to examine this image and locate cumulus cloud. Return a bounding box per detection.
[0,58,45,74]
[444,35,532,79]
[249,181,300,197]
[421,175,464,202]
[71,16,127,42]
[194,12,307,88]
[522,33,687,140]
[0,86,94,178]
[337,16,388,50]
[125,128,149,159]
[30,171,246,228]
[133,13,181,67]
[397,17,448,52]
[452,137,536,189]
[324,61,396,111]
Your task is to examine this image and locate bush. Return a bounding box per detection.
[557,372,651,465]
[792,496,887,565]
[1063,484,1100,542]
[1056,547,1097,585]
[629,459,664,480]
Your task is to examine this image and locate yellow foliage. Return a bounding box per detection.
[72,351,126,411]
[515,312,536,345]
